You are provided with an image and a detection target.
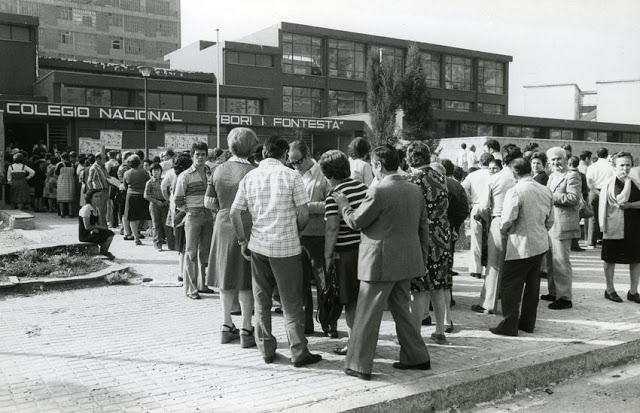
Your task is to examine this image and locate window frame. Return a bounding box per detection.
[444,55,473,91]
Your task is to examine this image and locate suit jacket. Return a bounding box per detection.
[341,174,429,282]
[501,177,554,260]
[547,170,581,240]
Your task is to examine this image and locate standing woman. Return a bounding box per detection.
[43,156,59,212]
[55,152,76,217]
[599,152,640,303]
[77,154,94,208]
[205,128,258,347]
[32,159,47,212]
[163,153,192,282]
[123,155,151,245]
[347,137,373,186]
[7,153,35,210]
[406,142,452,345]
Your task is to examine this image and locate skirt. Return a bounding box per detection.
[174,224,186,254]
[206,209,252,290]
[124,192,151,221]
[602,239,640,264]
[335,244,360,305]
[56,168,76,202]
[10,180,31,205]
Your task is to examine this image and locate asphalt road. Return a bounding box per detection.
[470,359,640,413]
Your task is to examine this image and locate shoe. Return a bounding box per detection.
[124,235,134,241]
[333,345,348,356]
[571,247,585,252]
[186,293,201,300]
[198,287,216,294]
[221,324,239,344]
[627,291,640,303]
[142,277,153,282]
[178,276,183,282]
[489,327,517,337]
[154,243,162,251]
[102,252,116,260]
[138,234,145,239]
[293,353,322,368]
[540,272,548,279]
[264,354,275,364]
[430,333,446,345]
[540,294,556,302]
[445,321,454,334]
[421,315,432,326]
[135,239,142,246]
[230,310,241,316]
[240,327,256,348]
[451,298,456,307]
[470,272,482,279]
[327,330,339,339]
[548,299,573,310]
[304,328,315,336]
[471,304,486,313]
[344,368,371,381]
[450,270,459,276]
[605,290,623,303]
[392,361,431,370]
[518,326,534,333]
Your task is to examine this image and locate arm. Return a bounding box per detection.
[230,207,251,261]
[86,167,96,190]
[553,172,581,207]
[24,165,35,180]
[54,163,63,176]
[6,166,12,184]
[324,215,340,268]
[160,175,172,201]
[500,188,520,235]
[291,173,310,233]
[296,204,310,233]
[173,173,187,211]
[204,174,220,212]
[338,187,381,231]
[143,181,162,206]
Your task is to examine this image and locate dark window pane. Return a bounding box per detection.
[61,86,86,104]
[227,51,238,64]
[11,26,30,41]
[282,32,323,76]
[0,24,10,40]
[478,60,504,94]
[86,88,111,106]
[238,52,255,65]
[421,52,440,88]
[226,98,246,113]
[444,55,472,91]
[255,54,272,67]
[183,95,198,111]
[246,99,260,114]
[111,90,129,106]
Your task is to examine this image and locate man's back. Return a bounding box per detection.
[484,167,516,216]
[462,168,491,205]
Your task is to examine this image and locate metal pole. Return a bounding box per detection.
[216,28,221,149]
[144,76,148,159]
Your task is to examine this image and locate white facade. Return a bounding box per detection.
[596,80,640,125]
[164,40,224,82]
[522,83,580,120]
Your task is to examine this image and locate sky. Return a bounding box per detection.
[180,0,640,116]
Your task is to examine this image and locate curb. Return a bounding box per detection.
[0,261,130,290]
[289,337,640,413]
[0,242,99,257]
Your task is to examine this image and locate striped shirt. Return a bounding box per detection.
[174,164,209,210]
[144,177,165,203]
[87,163,109,191]
[325,178,367,247]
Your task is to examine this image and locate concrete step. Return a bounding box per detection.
[0,209,35,230]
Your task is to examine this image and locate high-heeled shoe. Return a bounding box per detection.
[240,327,255,348]
[445,321,454,333]
[221,324,239,344]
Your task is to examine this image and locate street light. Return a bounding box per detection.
[138,66,154,159]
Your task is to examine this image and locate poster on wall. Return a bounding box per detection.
[148,147,165,160]
[164,132,208,152]
[100,130,123,149]
[78,137,102,155]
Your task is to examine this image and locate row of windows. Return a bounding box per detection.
[0,23,31,41]
[328,90,366,116]
[226,51,273,67]
[442,100,505,114]
[282,86,322,117]
[279,32,506,94]
[458,125,640,142]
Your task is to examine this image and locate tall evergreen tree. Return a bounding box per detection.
[365,53,401,146]
[400,43,433,140]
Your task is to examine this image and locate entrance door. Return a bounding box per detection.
[4,118,47,154]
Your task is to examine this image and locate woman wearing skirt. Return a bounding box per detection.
[123,155,151,245]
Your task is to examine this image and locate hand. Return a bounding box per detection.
[238,240,251,261]
[324,256,334,271]
[620,202,631,210]
[473,213,482,222]
[333,191,349,209]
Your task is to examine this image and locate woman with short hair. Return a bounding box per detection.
[7,152,35,210]
[599,152,640,303]
[347,137,373,186]
[531,152,548,186]
[123,155,151,245]
[55,152,76,217]
[79,189,115,260]
[205,127,258,347]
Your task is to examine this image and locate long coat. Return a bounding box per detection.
[547,170,581,240]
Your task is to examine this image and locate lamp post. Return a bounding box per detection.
[138,66,154,159]
[216,28,221,148]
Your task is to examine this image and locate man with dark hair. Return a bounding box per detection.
[456,143,468,171]
[86,152,110,226]
[483,139,502,161]
[586,147,615,248]
[462,152,494,278]
[230,136,321,367]
[333,145,431,380]
[578,150,592,175]
[473,144,522,314]
[561,144,572,158]
[490,158,554,336]
[175,141,212,299]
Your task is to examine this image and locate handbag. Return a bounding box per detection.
[579,196,594,219]
[316,260,342,328]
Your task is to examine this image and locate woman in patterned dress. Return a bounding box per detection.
[405,142,452,345]
[55,152,76,217]
[43,156,59,212]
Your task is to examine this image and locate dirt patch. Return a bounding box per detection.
[0,249,108,278]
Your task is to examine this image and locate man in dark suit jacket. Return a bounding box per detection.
[333,145,430,380]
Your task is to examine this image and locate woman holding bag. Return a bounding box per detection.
[599,152,640,303]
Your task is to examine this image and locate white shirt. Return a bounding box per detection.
[466,151,478,169]
[7,163,35,183]
[462,168,492,206]
[456,149,468,170]
[586,158,615,190]
[349,158,373,186]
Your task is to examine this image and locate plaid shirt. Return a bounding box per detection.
[144,177,165,203]
[232,158,310,258]
[174,164,209,210]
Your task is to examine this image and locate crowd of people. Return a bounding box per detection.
[3,132,640,380]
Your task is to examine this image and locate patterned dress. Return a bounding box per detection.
[407,166,452,291]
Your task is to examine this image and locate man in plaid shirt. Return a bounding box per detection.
[230,136,322,368]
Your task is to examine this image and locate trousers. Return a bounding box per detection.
[468,206,484,274]
[548,238,573,301]
[480,218,506,312]
[183,209,213,295]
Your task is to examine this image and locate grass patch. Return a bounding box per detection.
[0,249,108,279]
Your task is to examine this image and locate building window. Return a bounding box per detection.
[61,86,86,104]
[124,16,145,33]
[120,0,141,11]
[421,52,441,88]
[444,100,471,112]
[86,88,111,106]
[444,55,472,91]
[521,127,542,138]
[183,95,198,111]
[72,9,96,27]
[157,21,178,37]
[207,97,261,114]
[147,0,171,15]
[226,51,273,67]
[111,89,129,106]
[75,32,96,51]
[112,38,122,49]
[109,13,123,27]
[328,39,365,80]
[328,90,366,116]
[369,45,404,74]
[282,32,323,76]
[125,38,143,55]
[504,126,522,137]
[459,123,495,137]
[477,103,505,115]
[61,31,73,45]
[17,0,39,16]
[478,60,504,95]
[584,131,610,142]
[57,7,72,20]
[550,129,574,140]
[282,86,322,117]
[478,124,495,136]
[0,24,31,41]
[430,99,441,110]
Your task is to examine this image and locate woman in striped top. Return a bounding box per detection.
[320,150,368,355]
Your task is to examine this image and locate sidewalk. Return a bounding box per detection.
[1,214,639,412]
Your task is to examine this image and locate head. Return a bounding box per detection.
[252,144,264,163]
[469,145,476,153]
[94,152,105,166]
[135,150,145,160]
[511,158,532,180]
[127,154,141,169]
[69,151,77,162]
[13,153,25,164]
[174,153,193,175]
[546,147,567,173]
[152,155,161,164]
[319,150,350,183]
[461,143,467,150]
[347,137,371,160]
[288,140,313,171]
[143,159,152,171]
[227,127,258,159]
[165,149,175,160]
[85,154,95,167]
[579,150,592,164]
[483,139,500,154]
[84,189,99,205]
[61,152,70,162]
[596,147,608,159]
[150,162,162,179]
[502,144,523,166]
[440,159,455,177]
[405,142,431,168]
[568,155,580,171]
[191,141,208,167]
[613,152,633,179]
[523,142,540,153]
[561,144,572,157]
[479,152,494,168]
[489,159,502,174]
[530,152,547,174]
[108,150,118,160]
[123,151,133,162]
[370,145,400,180]
[262,136,289,161]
